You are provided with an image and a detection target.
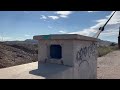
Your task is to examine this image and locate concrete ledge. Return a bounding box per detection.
[33,34,97,42]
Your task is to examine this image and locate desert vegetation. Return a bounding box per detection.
[98,44,119,57]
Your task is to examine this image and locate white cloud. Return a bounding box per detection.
[69,11,120,40]
[55,11,73,18]
[95,19,107,23]
[107,11,120,25]
[40,11,73,21]
[87,11,99,13]
[59,30,67,34]
[101,31,118,36]
[91,11,120,29]
[90,19,108,29]
[69,28,97,36]
[23,11,31,14]
[0,34,33,41]
[59,15,68,18]
[40,15,47,19]
[90,11,120,37]
[25,34,30,37]
[48,26,52,29]
[55,11,72,15]
[0,36,13,41]
[88,11,95,13]
[16,37,27,41]
[106,11,115,18]
[48,16,59,20]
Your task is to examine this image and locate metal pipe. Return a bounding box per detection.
[93,11,116,38]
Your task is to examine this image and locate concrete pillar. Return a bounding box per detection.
[33,34,98,79]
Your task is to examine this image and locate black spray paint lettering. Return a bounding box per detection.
[76,43,96,64]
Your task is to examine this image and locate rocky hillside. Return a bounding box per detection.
[0,42,38,68]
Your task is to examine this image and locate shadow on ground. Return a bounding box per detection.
[29,63,72,78]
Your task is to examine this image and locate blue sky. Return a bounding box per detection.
[0,11,119,42]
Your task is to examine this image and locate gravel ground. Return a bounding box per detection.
[97,50,120,79]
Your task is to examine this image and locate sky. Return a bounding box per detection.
[0,11,120,42]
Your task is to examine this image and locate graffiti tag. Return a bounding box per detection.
[76,43,96,67]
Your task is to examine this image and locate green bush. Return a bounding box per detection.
[98,45,118,57]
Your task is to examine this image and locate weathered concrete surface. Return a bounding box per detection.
[33,34,97,41]
[0,61,95,79]
[73,40,97,79]
[34,34,97,79]
[0,62,45,79]
[32,63,73,79]
[0,62,72,79]
[37,40,74,66]
[97,50,120,79]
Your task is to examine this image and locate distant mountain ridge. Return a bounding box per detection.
[4,39,117,46]
[97,39,117,47]
[5,39,38,45]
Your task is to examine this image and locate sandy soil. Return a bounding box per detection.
[97,50,120,79]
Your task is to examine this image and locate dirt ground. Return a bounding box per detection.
[97,50,120,79]
[0,50,120,79]
[0,62,45,79]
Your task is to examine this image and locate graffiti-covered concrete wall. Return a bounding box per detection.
[73,40,97,79]
[33,34,97,79]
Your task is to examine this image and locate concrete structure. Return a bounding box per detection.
[33,34,98,79]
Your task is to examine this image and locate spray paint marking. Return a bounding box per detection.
[76,43,96,67]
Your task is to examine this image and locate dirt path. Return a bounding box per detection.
[97,50,120,79]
